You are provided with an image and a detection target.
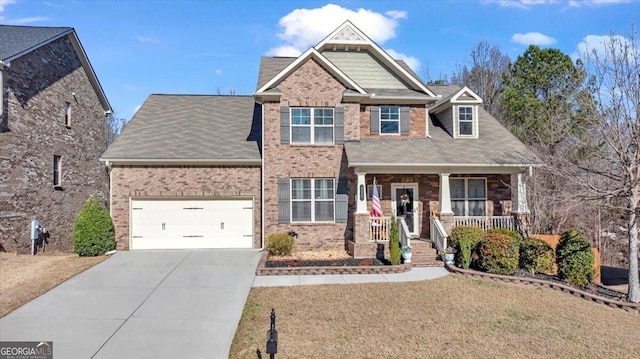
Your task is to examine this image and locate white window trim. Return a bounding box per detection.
[367,184,382,200]
[290,178,336,223]
[290,108,335,144]
[450,177,487,216]
[379,106,400,135]
[455,105,478,139]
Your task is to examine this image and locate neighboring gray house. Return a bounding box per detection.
[0,25,112,251]
[102,21,541,264]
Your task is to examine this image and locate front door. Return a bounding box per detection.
[391,183,419,236]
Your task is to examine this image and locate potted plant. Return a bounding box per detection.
[440,247,456,264]
[401,246,412,263]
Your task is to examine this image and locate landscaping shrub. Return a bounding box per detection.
[477,232,520,275]
[73,198,115,256]
[519,237,554,275]
[556,229,594,287]
[486,227,521,245]
[389,218,401,265]
[266,232,295,256]
[449,226,483,269]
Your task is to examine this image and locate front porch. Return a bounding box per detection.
[348,171,530,259]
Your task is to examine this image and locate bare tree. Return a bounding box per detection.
[451,41,510,123]
[572,28,640,302]
[105,113,125,147]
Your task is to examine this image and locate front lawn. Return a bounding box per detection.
[230,275,640,358]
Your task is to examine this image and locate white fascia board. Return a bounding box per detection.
[450,86,483,104]
[100,158,262,166]
[67,31,113,112]
[255,48,366,95]
[350,163,542,175]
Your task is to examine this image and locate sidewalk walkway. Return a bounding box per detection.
[253,267,450,287]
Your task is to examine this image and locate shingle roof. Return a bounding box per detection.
[0,25,71,61]
[256,57,295,90]
[102,95,261,162]
[344,107,542,167]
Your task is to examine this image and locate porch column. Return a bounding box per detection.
[355,170,368,214]
[439,172,454,235]
[511,172,529,213]
[438,173,453,215]
[511,171,531,237]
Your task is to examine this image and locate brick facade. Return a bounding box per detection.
[0,36,108,251]
[359,104,427,139]
[109,165,262,250]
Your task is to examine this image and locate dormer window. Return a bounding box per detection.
[455,105,477,138]
[380,106,400,134]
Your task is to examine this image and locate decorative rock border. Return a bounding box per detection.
[255,251,411,276]
[446,264,640,315]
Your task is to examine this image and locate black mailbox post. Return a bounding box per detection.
[266,308,277,358]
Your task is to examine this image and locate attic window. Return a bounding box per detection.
[457,106,474,136]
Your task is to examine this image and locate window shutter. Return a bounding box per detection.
[400,107,410,136]
[278,178,290,224]
[370,106,380,135]
[335,176,348,223]
[334,107,344,144]
[280,106,290,144]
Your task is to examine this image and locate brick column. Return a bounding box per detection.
[439,212,454,236]
[511,172,531,237]
[353,213,370,243]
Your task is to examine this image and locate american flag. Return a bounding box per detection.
[371,177,383,217]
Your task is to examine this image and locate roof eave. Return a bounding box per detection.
[101,158,262,166]
[348,162,543,174]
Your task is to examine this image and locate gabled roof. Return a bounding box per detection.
[0,25,111,112]
[255,21,437,101]
[101,95,261,164]
[344,106,542,169]
[256,47,366,95]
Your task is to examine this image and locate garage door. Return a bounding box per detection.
[130,199,253,249]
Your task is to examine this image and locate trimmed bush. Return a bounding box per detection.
[389,218,401,265]
[449,226,483,269]
[486,227,521,245]
[477,232,520,275]
[73,198,115,256]
[556,229,594,287]
[519,237,554,274]
[266,232,295,256]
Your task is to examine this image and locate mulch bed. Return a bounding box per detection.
[265,258,386,268]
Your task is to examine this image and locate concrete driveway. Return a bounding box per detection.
[0,250,261,359]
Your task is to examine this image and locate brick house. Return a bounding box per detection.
[0,25,112,251]
[102,22,541,259]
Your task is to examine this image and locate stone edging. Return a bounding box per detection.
[446,264,640,315]
[255,251,411,276]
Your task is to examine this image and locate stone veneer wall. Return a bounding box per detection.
[109,165,262,250]
[0,36,108,251]
[262,58,358,252]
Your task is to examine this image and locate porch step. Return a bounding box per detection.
[407,239,443,267]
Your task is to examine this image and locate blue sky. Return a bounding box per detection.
[0,0,638,121]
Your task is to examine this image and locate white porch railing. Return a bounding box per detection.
[398,217,411,248]
[430,216,448,253]
[453,216,515,231]
[370,216,391,242]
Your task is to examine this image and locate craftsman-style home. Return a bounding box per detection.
[102,21,541,263]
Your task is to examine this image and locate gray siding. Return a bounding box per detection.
[321,50,408,89]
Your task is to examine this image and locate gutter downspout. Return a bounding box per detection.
[0,61,6,124]
[106,161,112,217]
[258,101,265,251]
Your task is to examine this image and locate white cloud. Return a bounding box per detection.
[385,49,421,72]
[574,34,639,61]
[267,4,408,55]
[511,32,557,45]
[8,16,51,24]
[0,0,16,20]
[215,69,223,76]
[135,36,159,44]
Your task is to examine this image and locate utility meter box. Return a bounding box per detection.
[30,220,41,240]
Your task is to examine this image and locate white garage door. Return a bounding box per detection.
[130,199,253,249]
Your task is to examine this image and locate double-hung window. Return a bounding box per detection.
[450,178,486,216]
[291,178,335,222]
[64,102,71,127]
[291,108,334,144]
[458,106,474,136]
[380,106,400,134]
